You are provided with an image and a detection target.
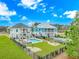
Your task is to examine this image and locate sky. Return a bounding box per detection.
[0,0,79,26]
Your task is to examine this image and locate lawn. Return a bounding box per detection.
[0,35,31,59]
[28,42,65,57]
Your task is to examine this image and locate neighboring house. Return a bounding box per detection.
[32,23,57,38]
[8,23,31,40]
[53,24,69,33]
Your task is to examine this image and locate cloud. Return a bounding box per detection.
[8,20,14,25]
[20,16,33,26]
[42,8,46,13]
[63,10,77,19]
[47,19,50,23]
[39,3,47,8]
[37,5,47,13]
[18,0,42,10]
[52,13,58,17]
[28,21,34,26]
[59,15,63,18]
[0,2,16,21]
[39,3,48,13]
[21,16,27,20]
[0,11,16,16]
[0,16,11,20]
[0,2,16,16]
[50,6,55,10]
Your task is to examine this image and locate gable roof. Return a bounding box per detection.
[11,23,29,28]
[36,23,56,28]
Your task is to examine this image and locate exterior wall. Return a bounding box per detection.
[26,46,66,59]
[10,28,21,39]
[40,46,66,59]
[27,28,32,38]
[9,28,31,39]
[32,28,57,38]
[9,26,57,39]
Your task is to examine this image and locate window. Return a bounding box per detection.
[23,34,26,36]
[52,29,54,32]
[23,29,26,32]
[39,28,40,31]
[42,28,45,32]
[23,29,25,32]
[16,29,18,32]
[35,28,38,32]
[32,28,34,32]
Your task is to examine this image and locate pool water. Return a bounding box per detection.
[28,39,43,43]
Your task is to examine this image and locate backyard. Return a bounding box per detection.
[28,42,65,57]
[0,35,31,59]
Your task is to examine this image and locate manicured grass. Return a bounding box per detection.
[0,35,31,59]
[28,42,65,57]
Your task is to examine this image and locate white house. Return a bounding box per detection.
[32,23,57,38]
[8,23,31,40]
[9,23,57,40]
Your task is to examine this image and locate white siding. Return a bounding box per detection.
[10,28,30,39]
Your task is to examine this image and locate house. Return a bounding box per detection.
[32,23,57,38]
[9,23,57,40]
[53,24,69,33]
[8,23,31,40]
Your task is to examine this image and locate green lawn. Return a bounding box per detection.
[28,42,65,57]
[0,35,31,59]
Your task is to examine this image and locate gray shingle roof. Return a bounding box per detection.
[36,23,56,28]
[11,23,29,28]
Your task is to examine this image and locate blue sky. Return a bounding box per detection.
[0,0,79,26]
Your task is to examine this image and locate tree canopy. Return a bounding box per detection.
[66,18,79,58]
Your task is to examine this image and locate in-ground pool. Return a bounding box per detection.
[28,38,43,43]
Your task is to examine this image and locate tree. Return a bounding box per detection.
[66,18,79,59]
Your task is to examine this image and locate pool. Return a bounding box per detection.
[28,38,43,43]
